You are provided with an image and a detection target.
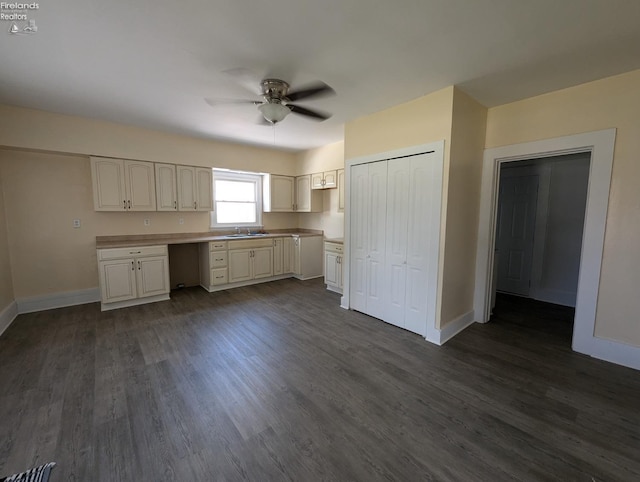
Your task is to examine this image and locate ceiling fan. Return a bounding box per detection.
[206,78,335,125]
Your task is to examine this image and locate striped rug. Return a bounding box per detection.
[0,462,56,482]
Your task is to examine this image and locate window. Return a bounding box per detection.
[211,170,263,228]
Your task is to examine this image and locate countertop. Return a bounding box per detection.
[325,238,344,244]
[96,229,323,249]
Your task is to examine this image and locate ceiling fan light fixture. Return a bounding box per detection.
[258,102,290,124]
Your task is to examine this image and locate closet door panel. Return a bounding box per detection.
[365,161,388,320]
[349,163,369,312]
[385,159,411,328]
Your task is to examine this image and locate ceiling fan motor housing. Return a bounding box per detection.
[261,79,290,102]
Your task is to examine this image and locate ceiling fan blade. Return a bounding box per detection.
[205,98,261,107]
[288,104,331,121]
[286,81,335,102]
[222,67,263,95]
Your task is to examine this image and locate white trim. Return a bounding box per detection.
[473,129,637,369]
[589,337,640,371]
[211,169,263,228]
[0,300,18,337]
[343,140,445,341]
[16,287,100,314]
[426,310,475,346]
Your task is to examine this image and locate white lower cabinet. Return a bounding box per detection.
[98,245,170,310]
[324,241,344,293]
[228,245,273,283]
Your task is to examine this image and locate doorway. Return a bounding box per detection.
[494,153,591,310]
[474,129,616,359]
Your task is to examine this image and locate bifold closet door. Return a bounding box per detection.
[349,161,387,320]
[385,153,437,336]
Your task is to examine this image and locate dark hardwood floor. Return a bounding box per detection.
[1,280,639,481]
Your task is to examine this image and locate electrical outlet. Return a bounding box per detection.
[179,218,184,225]
[144,219,150,226]
[73,219,81,228]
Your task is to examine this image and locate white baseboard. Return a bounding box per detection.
[426,310,475,346]
[16,287,100,314]
[0,301,18,337]
[575,336,640,371]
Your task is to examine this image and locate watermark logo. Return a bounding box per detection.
[1,2,39,34]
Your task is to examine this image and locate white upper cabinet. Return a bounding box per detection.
[177,165,213,211]
[155,163,178,211]
[91,157,156,211]
[263,174,295,212]
[311,170,338,190]
[338,169,345,212]
[295,175,322,212]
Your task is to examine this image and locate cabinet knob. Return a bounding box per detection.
[128,200,131,209]
[123,200,127,210]
[138,261,141,270]
[131,261,135,271]
[194,201,197,210]
[174,201,177,210]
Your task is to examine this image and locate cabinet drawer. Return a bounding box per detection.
[210,241,227,251]
[98,245,167,261]
[210,251,228,268]
[211,268,228,285]
[324,242,343,254]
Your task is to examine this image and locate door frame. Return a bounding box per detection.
[473,129,616,357]
[342,140,445,342]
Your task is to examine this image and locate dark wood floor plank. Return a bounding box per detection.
[1,282,640,481]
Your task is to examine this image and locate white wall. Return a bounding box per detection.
[0,166,14,313]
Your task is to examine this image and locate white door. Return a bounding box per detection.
[195,168,213,211]
[365,161,388,320]
[283,237,294,273]
[253,247,274,279]
[270,176,295,212]
[136,255,170,298]
[273,238,283,275]
[385,158,411,328]
[325,251,340,286]
[296,175,311,211]
[125,160,156,211]
[177,166,196,211]
[155,163,177,211]
[404,155,436,336]
[496,174,539,296]
[100,259,137,302]
[229,249,253,282]
[349,163,369,312]
[91,157,126,211]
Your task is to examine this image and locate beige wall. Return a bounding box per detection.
[486,69,640,346]
[0,104,298,175]
[296,141,345,239]
[0,165,14,311]
[0,104,301,300]
[440,89,487,325]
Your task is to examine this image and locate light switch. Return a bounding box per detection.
[144,219,150,226]
[73,219,81,228]
[179,218,184,225]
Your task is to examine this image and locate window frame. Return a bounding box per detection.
[210,169,263,229]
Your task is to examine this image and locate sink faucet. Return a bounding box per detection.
[235,226,240,234]
[247,228,252,235]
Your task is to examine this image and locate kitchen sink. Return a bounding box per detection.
[224,233,267,238]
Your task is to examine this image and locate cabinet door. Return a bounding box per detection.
[338,169,345,212]
[91,157,127,211]
[311,173,325,190]
[365,161,388,320]
[337,256,344,289]
[155,163,177,211]
[195,167,213,211]
[323,170,337,189]
[325,251,340,286]
[253,247,274,279]
[349,164,369,312]
[177,166,196,211]
[228,249,253,282]
[283,237,294,273]
[292,237,301,275]
[273,238,283,275]
[136,255,170,298]
[100,258,137,302]
[125,160,156,211]
[268,175,295,212]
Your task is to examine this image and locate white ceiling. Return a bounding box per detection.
[2,0,640,152]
